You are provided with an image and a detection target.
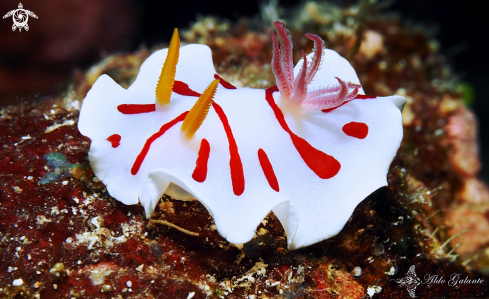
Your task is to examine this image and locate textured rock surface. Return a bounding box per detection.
[1,2,488,298]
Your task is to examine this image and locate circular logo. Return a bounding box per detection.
[3,3,38,32]
[13,9,28,27]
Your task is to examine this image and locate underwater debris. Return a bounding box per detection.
[39,152,89,185]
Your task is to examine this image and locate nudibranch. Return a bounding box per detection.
[78,22,406,250]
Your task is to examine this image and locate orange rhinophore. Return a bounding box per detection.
[181,79,219,140]
[155,28,180,107]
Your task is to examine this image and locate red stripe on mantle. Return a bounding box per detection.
[214,74,237,89]
[118,104,156,114]
[265,86,341,179]
[212,102,245,196]
[258,148,279,192]
[131,111,189,175]
[173,81,201,97]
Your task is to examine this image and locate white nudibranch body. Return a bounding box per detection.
[78,23,405,250]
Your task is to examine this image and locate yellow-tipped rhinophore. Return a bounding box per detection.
[155,28,180,107]
[181,79,219,140]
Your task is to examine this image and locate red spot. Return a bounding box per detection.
[212,102,245,196]
[258,149,279,192]
[265,86,341,179]
[131,112,189,175]
[107,134,121,148]
[214,74,237,89]
[342,122,369,139]
[321,94,376,113]
[117,104,156,114]
[192,138,210,182]
[173,81,201,97]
